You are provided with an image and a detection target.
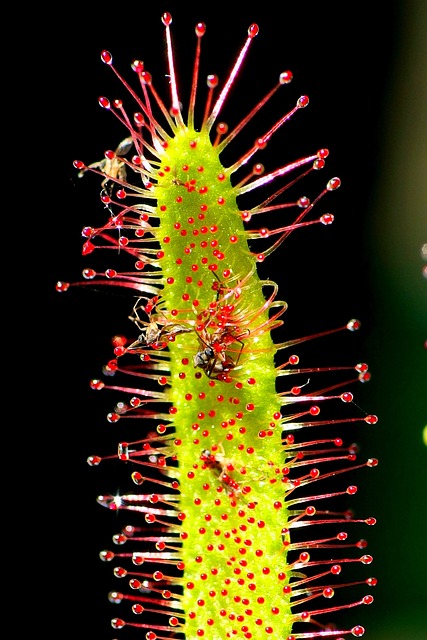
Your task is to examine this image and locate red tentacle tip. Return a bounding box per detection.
[162,12,172,26]
[55,281,69,292]
[195,22,206,37]
[248,24,259,38]
[101,50,112,64]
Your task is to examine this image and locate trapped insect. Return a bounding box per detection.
[193,326,247,379]
[200,447,241,495]
[78,136,134,189]
[128,295,192,351]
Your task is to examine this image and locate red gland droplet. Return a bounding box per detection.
[195,22,206,37]
[162,12,172,26]
[101,50,112,64]
[280,70,293,84]
[366,577,378,586]
[100,549,114,561]
[82,241,95,255]
[98,96,110,109]
[367,458,379,467]
[111,618,125,629]
[327,176,341,190]
[321,213,334,225]
[317,148,329,158]
[55,281,70,292]
[347,318,361,331]
[248,24,259,38]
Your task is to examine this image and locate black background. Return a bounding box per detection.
[32,1,426,638]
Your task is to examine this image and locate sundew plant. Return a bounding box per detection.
[57,12,378,640]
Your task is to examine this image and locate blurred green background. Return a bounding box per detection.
[361,1,427,636]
